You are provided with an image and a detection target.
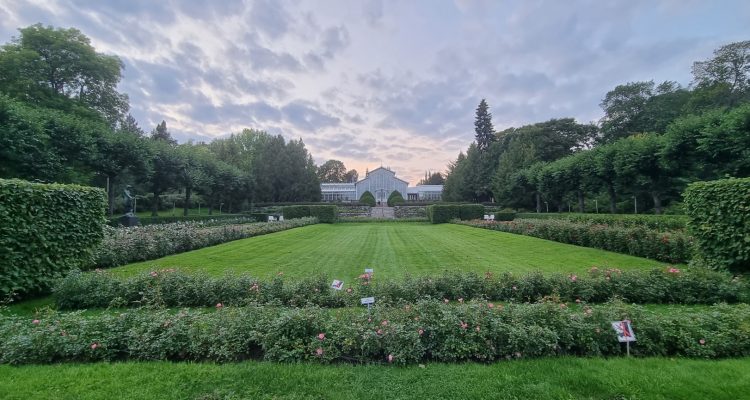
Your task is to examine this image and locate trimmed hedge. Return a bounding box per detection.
[281,205,337,223]
[685,178,750,271]
[516,213,687,231]
[428,204,460,223]
[3,301,750,364]
[359,191,376,207]
[108,214,248,226]
[95,218,318,268]
[0,179,106,297]
[458,219,694,264]
[387,191,405,207]
[53,267,747,310]
[459,204,485,221]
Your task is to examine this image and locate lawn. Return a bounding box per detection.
[113,222,666,280]
[1,358,748,400]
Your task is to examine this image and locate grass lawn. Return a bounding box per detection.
[113,222,665,280]
[1,357,748,399]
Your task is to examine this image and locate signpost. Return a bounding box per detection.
[361,296,375,312]
[364,268,373,275]
[331,280,344,290]
[611,320,636,356]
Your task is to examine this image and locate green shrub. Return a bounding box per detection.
[0,179,106,297]
[281,205,337,223]
[94,218,318,269]
[387,191,405,207]
[53,267,746,310]
[282,205,311,220]
[428,204,460,223]
[685,178,750,271]
[459,204,484,221]
[492,208,516,221]
[359,191,376,207]
[458,219,694,264]
[109,214,248,226]
[3,301,750,364]
[515,213,687,231]
[308,205,338,223]
[248,213,270,222]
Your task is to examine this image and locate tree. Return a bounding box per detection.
[598,81,654,143]
[418,170,445,185]
[474,99,495,151]
[317,160,348,183]
[0,24,129,125]
[146,139,183,216]
[387,190,405,206]
[692,40,750,105]
[359,191,376,207]
[343,169,359,183]
[151,120,177,145]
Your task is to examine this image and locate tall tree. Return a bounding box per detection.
[474,99,495,151]
[0,24,129,125]
[317,160,348,183]
[598,81,655,143]
[151,120,177,145]
[692,40,750,106]
[418,170,445,185]
[343,169,359,183]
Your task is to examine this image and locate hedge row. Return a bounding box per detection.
[3,301,749,364]
[459,219,694,264]
[0,179,106,297]
[282,205,337,223]
[515,213,687,231]
[685,178,750,271]
[108,214,249,227]
[428,204,486,223]
[94,218,318,268]
[53,267,746,310]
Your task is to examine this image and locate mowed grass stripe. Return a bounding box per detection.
[112,223,665,279]
[1,358,749,400]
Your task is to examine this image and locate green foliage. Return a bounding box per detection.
[459,204,484,221]
[428,205,460,223]
[53,267,748,310]
[108,214,250,226]
[0,178,106,297]
[459,219,694,264]
[387,190,405,207]
[474,99,495,151]
[3,301,750,364]
[359,191,376,207]
[487,208,517,221]
[515,213,687,231]
[684,178,750,271]
[95,217,318,269]
[281,205,337,223]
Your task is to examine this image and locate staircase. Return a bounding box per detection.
[370,206,395,219]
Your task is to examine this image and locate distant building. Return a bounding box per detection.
[320,167,443,203]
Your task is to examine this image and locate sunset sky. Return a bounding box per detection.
[2,0,748,183]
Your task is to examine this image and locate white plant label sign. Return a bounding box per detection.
[331,280,344,290]
[360,297,375,305]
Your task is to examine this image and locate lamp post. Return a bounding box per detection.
[544,201,549,213]
[220,203,224,214]
[595,199,598,214]
[633,196,638,214]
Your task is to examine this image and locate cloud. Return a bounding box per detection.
[281,101,341,131]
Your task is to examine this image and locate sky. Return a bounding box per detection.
[1,1,748,184]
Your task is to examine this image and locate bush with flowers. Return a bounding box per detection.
[93,217,318,269]
[456,219,693,263]
[2,300,749,365]
[514,213,688,231]
[53,267,747,310]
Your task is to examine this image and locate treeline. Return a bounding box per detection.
[0,24,321,216]
[444,40,750,214]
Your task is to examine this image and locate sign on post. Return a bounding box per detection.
[360,297,375,305]
[331,280,344,290]
[611,320,636,356]
[364,268,373,274]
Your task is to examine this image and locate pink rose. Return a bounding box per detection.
[32,319,40,325]
[488,303,494,308]
[570,274,577,282]
[560,303,567,308]
[387,354,394,363]
[377,329,383,335]
[444,298,449,304]
[316,347,323,356]
[458,298,464,303]
[512,286,517,290]
[90,343,99,350]
[381,320,388,326]
[475,326,481,332]
[699,339,706,345]
[346,288,352,293]
[418,329,424,335]
[575,298,581,304]
[460,321,468,330]
[150,271,158,277]
[215,303,223,309]
[317,333,325,340]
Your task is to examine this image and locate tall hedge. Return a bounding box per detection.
[428,204,460,223]
[459,204,484,221]
[359,191,376,207]
[0,179,106,297]
[282,205,337,223]
[684,178,750,271]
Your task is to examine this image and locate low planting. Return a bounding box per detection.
[459,219,693,264]
[515,212,687,231]
[94,217,318,269]
[685,177,750,271]
[53,267,747,310]
[2,301,749,364]
[0,179,106,297]
[108,213,250,226]
[338,217,429,223]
